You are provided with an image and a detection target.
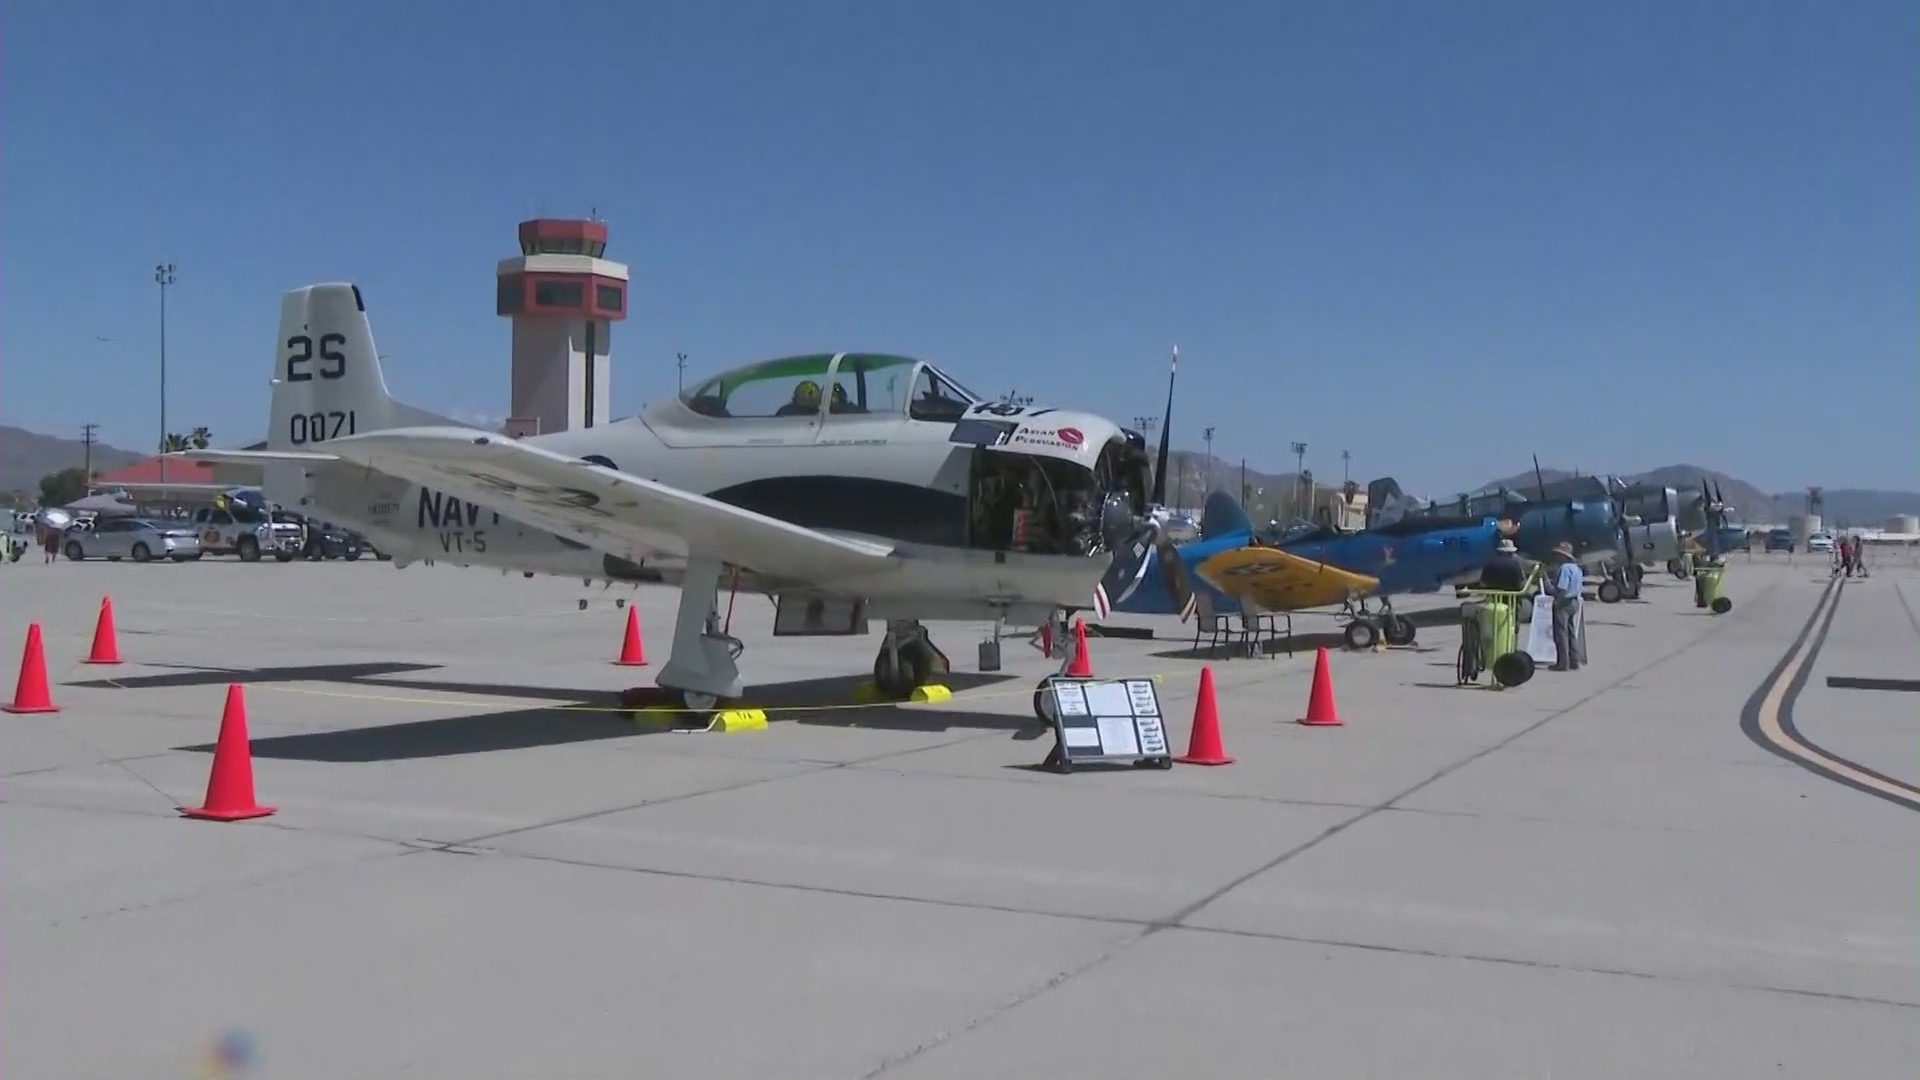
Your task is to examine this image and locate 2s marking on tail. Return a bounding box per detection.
[286,333,347,382]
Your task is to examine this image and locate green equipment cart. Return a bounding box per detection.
[1692,558,1732,615]
[1457,567,1540,688]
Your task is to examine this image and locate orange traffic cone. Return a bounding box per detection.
[83,596,122,665]
[1298,646,1342,726]
[2,622,59,714]
[1174,665,1234,765]
[614,606,647,666]
[1063,618,1093,677]
[180,684,276,821]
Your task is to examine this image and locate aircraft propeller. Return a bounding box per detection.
[1095,345,1195,615]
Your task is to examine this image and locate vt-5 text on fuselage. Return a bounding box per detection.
[178,282,1163,712]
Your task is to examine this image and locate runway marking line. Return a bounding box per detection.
[1740,575,1920,813]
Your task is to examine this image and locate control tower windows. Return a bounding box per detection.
[533,280,584,308]
[595,284,624,314]
[497,277,523,313]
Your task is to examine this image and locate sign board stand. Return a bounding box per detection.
[1041,676,1173,773]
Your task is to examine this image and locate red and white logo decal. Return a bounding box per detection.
[1056,426,1084,447]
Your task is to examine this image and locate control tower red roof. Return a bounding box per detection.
[518,218,609,246]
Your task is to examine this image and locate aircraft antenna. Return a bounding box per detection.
[1532,453,1547,501]
[1150,346,1177,507]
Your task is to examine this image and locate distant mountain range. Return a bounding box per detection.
[0,425,144,499]
[4,424,1915,526]
[1154,450,1919,528]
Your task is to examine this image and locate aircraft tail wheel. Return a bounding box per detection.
[1384,615,1416,647]
[1710,597,1733,615]
[1597,580,1623,604]
[1491,651,1535,688]
[1343,620,1379,651]
[1669,559,1688,579]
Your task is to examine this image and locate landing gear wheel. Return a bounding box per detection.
[1710,596,1733,615]
[1626,563,1645,587]
[1597,579,1623,604]
[1033,674,1061,723]
[1491,651,1536,687]
[873,639,932,701]
[1383,615,1416,647]
[1342,620,1379,651]
[675,689,719,713]
[1668,559,1688,579]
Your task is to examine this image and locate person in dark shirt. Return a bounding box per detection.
[1477,538,1528,592]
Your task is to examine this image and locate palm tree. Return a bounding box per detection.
[188,426,212,449]
[160,433,190,453]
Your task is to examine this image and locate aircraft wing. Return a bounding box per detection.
[182,430,901,584]
[176,448,340,466]
[1193,546,1380,613]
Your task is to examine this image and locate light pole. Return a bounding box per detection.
[1341,448,1350,486]
[155,262,176,483]
[1203,427,1216,493]
[1291,441,1307,517]
[676,352,687,395]
[1132,415,1159,434]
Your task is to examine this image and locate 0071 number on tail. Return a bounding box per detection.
[288,410,356,445]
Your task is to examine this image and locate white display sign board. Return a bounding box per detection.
[1044,676,1173,772]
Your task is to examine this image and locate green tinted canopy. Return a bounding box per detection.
[692,352,924,398]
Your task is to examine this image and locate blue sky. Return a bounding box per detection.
[2,0,1914,495]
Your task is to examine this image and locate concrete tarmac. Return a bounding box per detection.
[0,551,1912,1079]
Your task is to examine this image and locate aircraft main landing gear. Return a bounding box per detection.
[872,620,950,700]
[1340,598,1415,650]
[645,557,746,718]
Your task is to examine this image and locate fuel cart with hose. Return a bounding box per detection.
[1456,566,1541,688]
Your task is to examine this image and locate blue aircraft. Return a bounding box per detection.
[1102,490,1513,649]
[1088,358,1631,646]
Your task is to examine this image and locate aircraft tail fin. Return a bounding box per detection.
[1365,477,1409,528]
[267,283,455,455]
[1199,490,1253,539]
[260,283,456,506]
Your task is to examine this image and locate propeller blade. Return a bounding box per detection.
[1095,516,1194,617]
[1149,347,1176,507]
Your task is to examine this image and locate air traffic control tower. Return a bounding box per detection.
[496,218,629,436]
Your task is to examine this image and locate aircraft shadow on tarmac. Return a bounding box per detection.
[129,664,1037,763]
[1145,603,1463,662]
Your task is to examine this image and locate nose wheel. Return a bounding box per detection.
[872,620,949,700]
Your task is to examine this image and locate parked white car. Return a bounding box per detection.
[1806,531,1834,554]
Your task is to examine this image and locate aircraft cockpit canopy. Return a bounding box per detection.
[679,352,981,422]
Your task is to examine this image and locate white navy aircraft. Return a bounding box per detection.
[177,283,1177,713]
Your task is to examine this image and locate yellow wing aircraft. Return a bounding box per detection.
[1191,544,1381,613]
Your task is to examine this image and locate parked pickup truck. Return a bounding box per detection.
[191,503,305,562]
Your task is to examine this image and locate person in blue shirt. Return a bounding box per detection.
[1544,540,1584,670]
